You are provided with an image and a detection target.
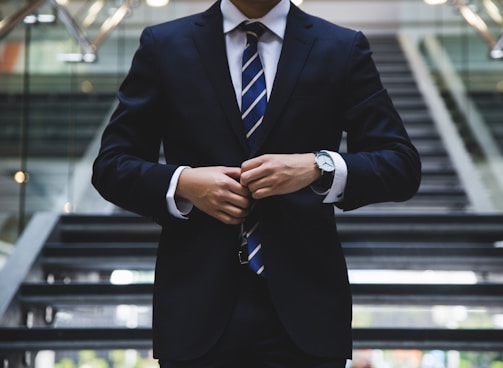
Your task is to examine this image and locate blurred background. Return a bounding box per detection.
[0,0,502,367]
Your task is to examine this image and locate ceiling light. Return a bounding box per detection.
[13,171,29,184]
[460,5,489,31]
[424,0,448,5]
[146,0,169,7]
[482,0,503,24]
[491,48,503,58]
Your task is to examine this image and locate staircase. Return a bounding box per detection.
[1,212,503,365]
[363,36,470,212]
[0,77,117,215]
[470,91,503,152]
[0,92,115,157]
[1,35,502,367]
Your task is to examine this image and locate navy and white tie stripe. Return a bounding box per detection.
[243,204,264,276]
[240,22,267,151]
[240,22,267,277]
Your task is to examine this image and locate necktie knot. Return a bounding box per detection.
[240,22,266,45]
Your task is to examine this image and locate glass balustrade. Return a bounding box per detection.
[1,0,501,250]
[0,1,502,367]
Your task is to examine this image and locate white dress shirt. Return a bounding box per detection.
[166,0,347,218]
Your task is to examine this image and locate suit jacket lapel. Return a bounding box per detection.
[192,2,249,154]
[191,2,316,157]
[253,5,315,156]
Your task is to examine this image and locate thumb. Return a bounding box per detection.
[222,166,242,181]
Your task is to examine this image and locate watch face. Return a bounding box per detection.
[317,152,335,172]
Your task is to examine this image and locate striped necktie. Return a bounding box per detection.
[240,22,266,277]
[241,22,267,151]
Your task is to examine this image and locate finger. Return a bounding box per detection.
[222,166,242,181]
[250,185,273,199]
[246,171,274,193]
[226,176,251,197]
[241,160,269,187]
[220,167,252,197]
[224,190,252,210]
[241,156,263,172]
[217,205,249,224]
[224,202,250,218]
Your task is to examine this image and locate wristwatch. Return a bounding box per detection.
[312,150,335,194]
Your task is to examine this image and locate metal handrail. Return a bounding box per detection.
[0,0,134,62]
[482,0,503,25]
[491,34,503,58]
[0,327,502,352]
[452,0,503,59]
[0,212,59,320]
[0,0,47,40]
[50,0,134,63]
[92,0,132,51]
[49,0,96,61]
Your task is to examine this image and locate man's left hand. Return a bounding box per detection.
[240,153,320,199]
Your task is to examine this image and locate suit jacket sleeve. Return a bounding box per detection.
[92,27,174,224]
[337,31,421,210]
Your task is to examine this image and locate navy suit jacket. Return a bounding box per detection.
[92,1,421,361]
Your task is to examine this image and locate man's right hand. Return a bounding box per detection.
[176,166,251,224]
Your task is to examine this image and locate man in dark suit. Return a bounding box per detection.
[92,0,421,366]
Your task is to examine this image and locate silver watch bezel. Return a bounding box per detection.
[315,150,335,175]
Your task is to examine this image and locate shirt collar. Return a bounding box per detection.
[221,0,290,39]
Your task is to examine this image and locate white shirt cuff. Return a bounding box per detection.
[322,152,347,203]
[166,166,193,219]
